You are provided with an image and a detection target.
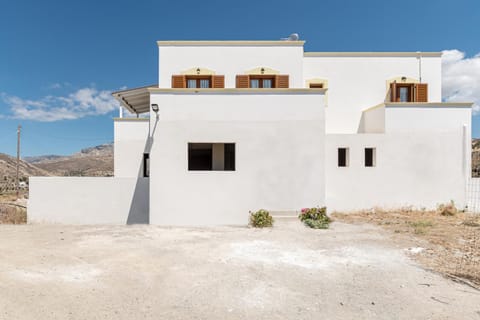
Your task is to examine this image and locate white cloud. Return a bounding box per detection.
[442,49,480,114]
[1,87,120,122]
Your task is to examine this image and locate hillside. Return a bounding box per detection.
[26,143,114,177]
[0,153,51,192]
[473,138,480,177]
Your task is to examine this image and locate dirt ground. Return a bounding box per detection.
[333,209,480,288]
[0,219,479,320]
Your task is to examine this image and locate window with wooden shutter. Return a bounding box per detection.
[236,75,250,88]
[212,75,225,88]
[414,83,428,102]
[172,75,186,88]
[390,82,397,102]
[276,75,289,88]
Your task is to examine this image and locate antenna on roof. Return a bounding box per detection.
[281,33,300,41]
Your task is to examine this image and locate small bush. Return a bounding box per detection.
[249,209,273,228]
[437,201,458,216]
[299,207,331,229]
[0,205,26,224]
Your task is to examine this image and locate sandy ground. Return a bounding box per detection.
[0,219,479,320]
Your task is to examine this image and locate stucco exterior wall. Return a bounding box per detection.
[303,55,442,133]
[28,177,149,224]
[149,91,325,225]
[326,129,469,211]
[158,45,304,88]
[385,105,471,133]
[114,119,149,177]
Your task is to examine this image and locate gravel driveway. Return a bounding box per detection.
[0,219,479,319]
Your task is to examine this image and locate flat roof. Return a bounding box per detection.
[304,52,442,57]
[157,40,305,47]
[112,85,157,114]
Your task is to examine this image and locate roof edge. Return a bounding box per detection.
[157,40,305,47]
[148,88,327,94]
[305,52,442,58]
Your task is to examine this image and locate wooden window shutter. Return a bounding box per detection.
[212,75,225,88]
[390,82,397,102]
[171,75,186,88]
[276,75,289,88]
[236,75,250,88]
[414,83,428,102]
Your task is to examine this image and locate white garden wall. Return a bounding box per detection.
[28,177,149,224]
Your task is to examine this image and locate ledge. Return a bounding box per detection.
[157,40,305,47]
[113,117,149,121]
[304,52,442,58]
[147,88,327,94]
[363,102,473,111]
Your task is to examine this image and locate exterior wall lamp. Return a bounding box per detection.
[151,104,159,113]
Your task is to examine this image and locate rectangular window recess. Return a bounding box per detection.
[365,148,376,167]
[188,143,235,171]
[143,153,150,177]
[338,148,349,167]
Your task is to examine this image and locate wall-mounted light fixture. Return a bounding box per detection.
[401,76,407,82]
[151,104,159,113]
[260,67,265,74]
[196,68,201,75]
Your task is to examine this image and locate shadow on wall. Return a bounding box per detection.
[126,115,158,224]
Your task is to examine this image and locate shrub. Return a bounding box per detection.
[249,209,273,228]
[299,207,330,229]
[437,201,458,216]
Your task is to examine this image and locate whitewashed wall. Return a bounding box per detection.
[114,119,149,177]
[149,91,325,225]
[303,55,442,133]
[28,177,149,224]
[326,130,468,211]
[158,44,304,88]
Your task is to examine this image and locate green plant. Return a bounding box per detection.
[299,207,331,229]
[249,209,273,228]
[437,201,458,216]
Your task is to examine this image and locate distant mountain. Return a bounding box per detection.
[473,138,480,177]
[24,143,113,177]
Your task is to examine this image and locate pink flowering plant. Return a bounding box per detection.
[299,207,330,229]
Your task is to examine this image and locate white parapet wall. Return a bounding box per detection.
[28,177,149,224]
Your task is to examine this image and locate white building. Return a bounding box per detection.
[28,39,472,225]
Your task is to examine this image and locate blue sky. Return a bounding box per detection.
[1,0,480,156]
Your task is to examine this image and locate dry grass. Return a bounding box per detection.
[0,192,27,224]
[333,207,480,288]
[0,204,26,224]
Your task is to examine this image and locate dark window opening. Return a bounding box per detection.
[310,83,324,89]
[365,148,376,167]
[188,143,235,171]
[188,143,213,170]
[338,148,349,167]
[224,143,235,171]
[143,153,150,177]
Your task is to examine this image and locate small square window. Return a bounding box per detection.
[338,148,349,167]
[365,148,376,167]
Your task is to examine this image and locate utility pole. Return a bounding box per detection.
[16,125,21,199]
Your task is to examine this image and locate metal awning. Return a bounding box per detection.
[112,84,157,114]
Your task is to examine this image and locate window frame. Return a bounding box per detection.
[188,143,236,172]
[185,75,212,88]
[249,75,276,88]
